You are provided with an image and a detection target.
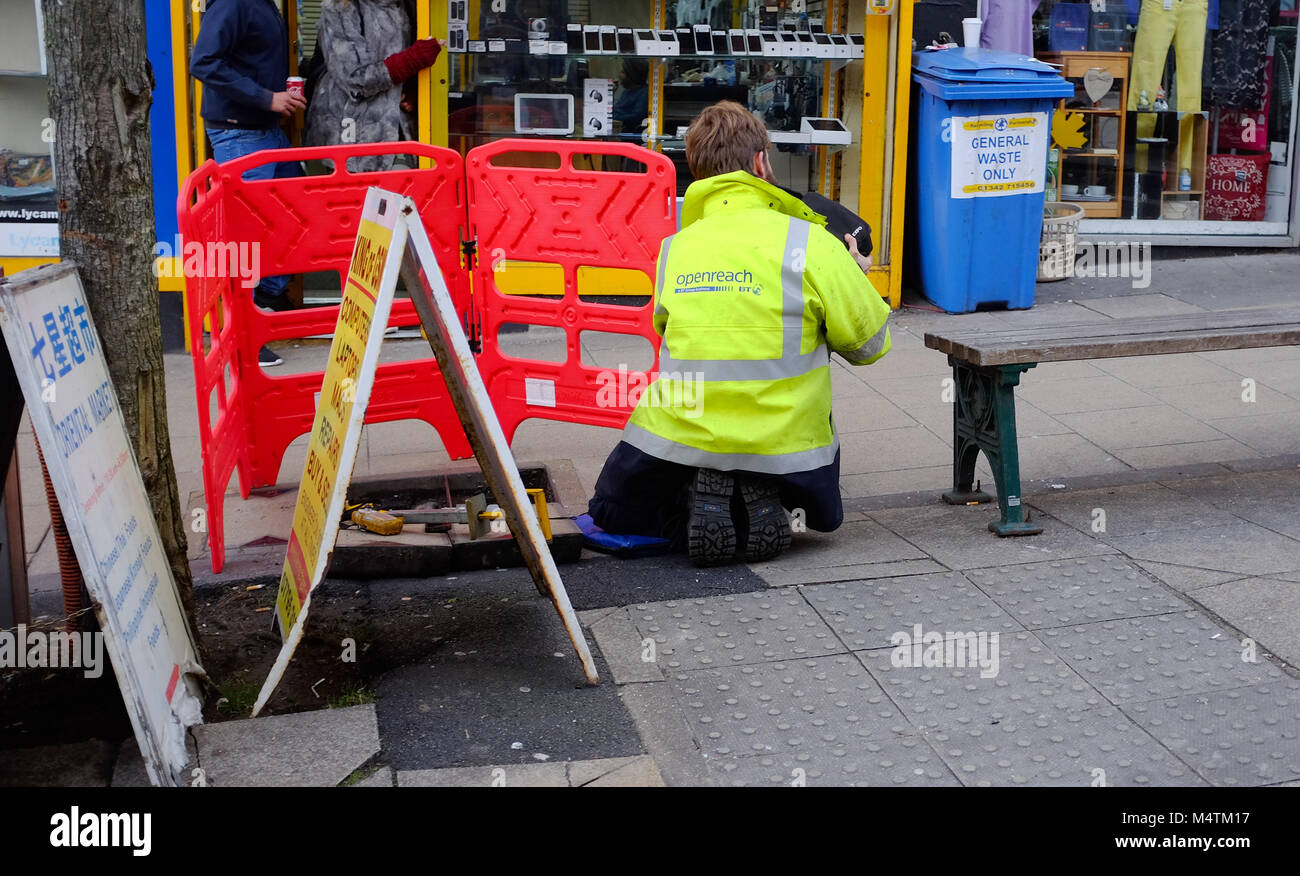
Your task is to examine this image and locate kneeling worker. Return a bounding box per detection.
[588,100,892,566]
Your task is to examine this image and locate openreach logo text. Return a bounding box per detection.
[1041,240,1152,289]
[596,365,704,419]
[50,807,151,857]
[890,624,1000,679]
[0,624,104,678]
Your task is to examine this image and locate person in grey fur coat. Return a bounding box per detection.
[305,0,441,172]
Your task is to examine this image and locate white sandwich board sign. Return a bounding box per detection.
[0,263,205,786]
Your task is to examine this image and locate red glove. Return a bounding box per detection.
[384,38,442,84]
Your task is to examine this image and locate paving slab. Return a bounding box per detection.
[1147,381,1300,421]
[1056,405,1228,449]
[706,732,960,787]
[927,706,1203,787]
[745,519,928,587]
[1110,439,1262,469]
[838,427,951,475]
[1018,376,1158,416]
[1015,433,1133,480]
[1194,577,1300,668]
[1076,293,1207,320]
[398,763,569,787]
[617,682,718,787]
[568,755,665,787]
[1025,483,1238,539]
[1123,682,1300,787]
[857,629,1107,732]
[1202,413,1300,455]
[841,466,979,500]
[667,655,912,758]
[665,655,959,787]
[1007,401,1074,437]
[966,555,1189,630]
[1131,561,1246,593]
[587,607,665,684]
[1091,352,1242,388]
[752,557,948,587]
[830,395,920,433]
[628,591,842,672]
[1105,521,1300,577]
[1037,612,1289,705]
[870,503,1116,571]
[191,704,380,787]
[803,572,1024,651]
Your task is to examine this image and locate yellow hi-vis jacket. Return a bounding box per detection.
[622,170,892,475]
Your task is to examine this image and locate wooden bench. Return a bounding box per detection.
[924,308,1300,536]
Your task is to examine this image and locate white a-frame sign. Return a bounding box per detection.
[0,264,206,786]
[254,188,597,715]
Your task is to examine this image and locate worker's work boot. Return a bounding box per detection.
[737,477,793,562]
[687,468,736,566]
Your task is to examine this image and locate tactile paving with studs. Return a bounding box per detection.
[666,656,958,787]
[629,592,841,672]
[965,556,1189,630]
[857,629,1107,731]
[1123,682,1300,786]
[1037,612,1290,705]
[707,733,960,787]
[802,572,1024,651]
[927,707,1205,787]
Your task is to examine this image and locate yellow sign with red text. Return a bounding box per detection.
[256,188,407,716]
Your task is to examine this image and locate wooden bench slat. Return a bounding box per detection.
[924,308,1300,366]
[939,326,1300,366]
[928,308,1300,346]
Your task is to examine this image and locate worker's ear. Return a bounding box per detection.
[752,149,775,183]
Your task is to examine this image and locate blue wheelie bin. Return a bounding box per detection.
[911,49,1073,312]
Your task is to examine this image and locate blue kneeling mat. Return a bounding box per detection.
[575,514,674,559]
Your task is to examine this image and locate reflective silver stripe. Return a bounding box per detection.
[655,217,828,382]
[658,343,828,382]
[654,235,673,318]
[623,423,840,475]
[839,318,890,364]
[781,218,812,361]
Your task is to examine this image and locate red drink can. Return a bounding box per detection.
[286,76,306,99]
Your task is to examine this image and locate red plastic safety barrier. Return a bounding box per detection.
[178,142,473,572]
[178,139,676,573]
[466,139,677,442]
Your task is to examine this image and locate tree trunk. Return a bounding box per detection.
[41,1,200,645]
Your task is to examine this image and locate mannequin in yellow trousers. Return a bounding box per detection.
[1128,0,1209,176]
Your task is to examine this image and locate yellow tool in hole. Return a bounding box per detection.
[347,488,552,541]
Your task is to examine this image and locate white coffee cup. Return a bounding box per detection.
[962,17,982,47]
[1084,184,1106,197]
[1061,184,1079,196]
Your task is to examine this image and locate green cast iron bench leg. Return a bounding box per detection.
[940,357,1043,537]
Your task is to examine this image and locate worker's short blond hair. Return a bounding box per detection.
[685,101,771,181]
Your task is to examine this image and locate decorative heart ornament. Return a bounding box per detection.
[1083,68,1114,104]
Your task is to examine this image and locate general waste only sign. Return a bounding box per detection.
[950,112,1049,199]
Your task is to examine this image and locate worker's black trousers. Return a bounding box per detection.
[587,441,844,542]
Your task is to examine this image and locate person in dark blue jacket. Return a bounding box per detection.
[191,0,306,366]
